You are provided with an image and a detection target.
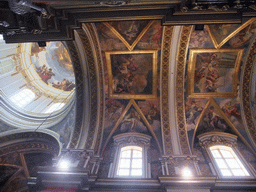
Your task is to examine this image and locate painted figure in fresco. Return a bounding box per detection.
[36,64,47,75]
[189,29,213,48]
[120,108,147,133]
[229,22,256,47]
[203,106,227,132]
[223,101,240,118]
[113,54,147,94]
[212,24,233,41]
[36,65,55,84]
[186,103,203,125]
[195,53,220,92]
[52,79,75,91]
[105,99,123,122]
[117,21,140,41]
[137,21,162,49]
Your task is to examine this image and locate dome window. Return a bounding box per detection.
[0,58,15,75]
[44,103,65,114]
[10,88,35,108]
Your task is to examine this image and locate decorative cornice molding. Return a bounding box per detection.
[198,132,238,149]
[113,133,151,148]
[159,176,216,189]
[0,131,59,148]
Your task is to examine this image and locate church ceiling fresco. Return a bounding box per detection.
[95,20,163,153]
[187,48,243,98]
[105,50,158,99]
[102,99,162,153]
[189,27,214,48]
[185,18,256,152]
[104,21,154,51]
[192,98,235,144]
[208,19,256,49]
[30,42,75,92]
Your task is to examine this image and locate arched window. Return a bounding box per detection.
[108,133,151,178]
[10,88,35,108]
[117,146,143,177]
[198,132,255,178]
[210,145,250,177]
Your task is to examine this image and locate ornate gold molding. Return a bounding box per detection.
[66,40,84,149]
[242,38,256,148]
[198,132,238,149]
[74,25,103,151]
[187,48,243,98]
[176,25,192,155]
[83,23,105,155]
[104,21,154,51]
[207,18,256,49]
[161,25,174,155]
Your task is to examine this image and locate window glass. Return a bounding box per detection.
[44,103,65,113]
[0,58,15,75]
[10,89,35,108]
[117,146,143,177]
[210,145,250,177]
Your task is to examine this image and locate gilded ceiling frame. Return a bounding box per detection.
[187,48,243,98]
[105,50,158,100]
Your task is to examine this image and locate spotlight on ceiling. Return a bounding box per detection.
[58,159,70,169]
[182,167,193,177]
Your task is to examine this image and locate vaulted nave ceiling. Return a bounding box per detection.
[79,18,256,158]
[2,1,256,190]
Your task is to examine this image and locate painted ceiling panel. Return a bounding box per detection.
[95,20,163,153]
[185,19,256,151]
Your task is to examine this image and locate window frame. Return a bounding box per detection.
[209,145,251,178]
[198,132,256,179]
[116,145,143,177]
[108,132,151,178]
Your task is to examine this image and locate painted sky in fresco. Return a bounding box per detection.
[31,42,75,91]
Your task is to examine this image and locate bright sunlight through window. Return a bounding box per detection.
[44,103,65,113]
[10,89,35,108]
[210,145,250,177]
[117,146,143,177]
